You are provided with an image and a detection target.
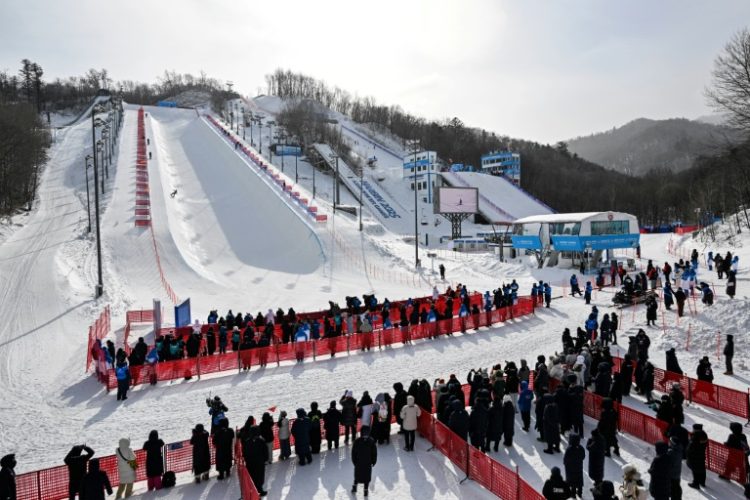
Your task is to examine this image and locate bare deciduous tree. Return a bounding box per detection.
[706,28,750,132]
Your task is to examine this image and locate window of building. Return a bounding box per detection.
[590,220,630,235]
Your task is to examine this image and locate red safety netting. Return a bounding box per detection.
[14,437,220,500]
[86,306,110,371]
[612,356,750,420]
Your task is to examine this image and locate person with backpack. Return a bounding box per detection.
[213,418,235,480]
[400,395,421,452]
[79,459,112,500]
[309,402,323,453]
[190,423,211,483]
[564,433,585,497]
[351,426,378,497]
[143,430,164,491]
[207,396,228,435]
[114,438,136,499]
[218,325,228,354]
[0,454,16,500]
[542,466,572,500]
[64,444,95,500]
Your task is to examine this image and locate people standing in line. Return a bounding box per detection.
[64,444,95,500]
[190,423,211,484]
[143,430,165,491]
[486,398,504,452]
[686,423,708,490]
[213,418,235,480]
[0,454,16,500]
[351,426,378,497]
[79,459,112,500]
[674,287,686,317]
[501,396,515,446]
[114,438,136,499]
[563,433,585,497]
[724,334,734,375]
[399,395,421,452]
[721,422,749,481]
[598,398,619,457]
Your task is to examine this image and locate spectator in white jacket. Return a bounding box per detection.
[399,395,421,452]
[115,438,136,499]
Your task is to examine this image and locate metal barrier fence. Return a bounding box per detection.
[612,356,750,420]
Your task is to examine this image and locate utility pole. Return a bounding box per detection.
[84,155,92,233]
[329,152,339,208]
[91,103,105,298]
[409,139,421,268]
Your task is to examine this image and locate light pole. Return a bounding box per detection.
[329,152,339,208]
[408,139,421,268]
[267,120,276,163]
[294,149,299,184]
[84,154,92,233]
[255,116,264,154]
[359,163,364,231]
[91,102,107,298]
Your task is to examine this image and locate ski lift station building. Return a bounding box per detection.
[511,212,640,268]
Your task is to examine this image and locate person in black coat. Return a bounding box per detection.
[64,444,95,499]
[554,385,571,436]
[586,428,606,485]
[393,382,408,433]
[485,398,504,452]
[608,373,623,404]
[143,430,165,491]
[724,334,734,375]
[469,400,490,452]
[597,398,619,457]
[213,418,235,480]
[308,402,323,454]
[620,355,633,397]
[417,379,433,413]
[567,385,584,437]
[448,399,469,440]
[0,454,16,500]
[191,423,211,483]
[340,391,358,444]
[648,442,671,500]
[242,425,268,497]
[535,390,549,442]
[664,348,683,375]
[594,362,611,397]
[351,426,378,496]
[501,397,515,446]
[590,480,616,500]
[641,361,655,404]
[324,401,342,450]
[686,423,708,489]
[635,329,650,362]
[258,413,275,465]
[564,433,585,497]
[292,408,313,465]
[78,459,112,500]
[542,394,561,454]
[721,422,749,480]
[542,466,572,500]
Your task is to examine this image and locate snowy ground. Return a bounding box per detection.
[0,102,748,499]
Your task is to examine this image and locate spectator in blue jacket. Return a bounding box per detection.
[517,380,534,432]
[544,283,552,308]
[584,282,593,305]
[115,362,130,401]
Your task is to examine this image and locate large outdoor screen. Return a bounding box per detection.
[437,187,478,214]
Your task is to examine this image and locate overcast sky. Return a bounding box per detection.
[1,0,748,143]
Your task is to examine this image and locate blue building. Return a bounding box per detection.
[480,151,521,185]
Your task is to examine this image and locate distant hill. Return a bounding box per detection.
[567,118,743,176]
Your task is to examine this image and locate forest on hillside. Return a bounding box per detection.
[267,68,750,226]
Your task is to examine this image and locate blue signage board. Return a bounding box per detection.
[551,234,640,251]
[511,235,542,249]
